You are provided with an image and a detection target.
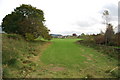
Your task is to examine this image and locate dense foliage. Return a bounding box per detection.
[2,4,51,40]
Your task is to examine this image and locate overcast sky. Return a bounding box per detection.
[0,0,119,35]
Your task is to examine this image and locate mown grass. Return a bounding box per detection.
[41,38,118,78]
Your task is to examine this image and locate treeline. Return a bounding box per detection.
[79,10,120,47]
[79,25,120,46]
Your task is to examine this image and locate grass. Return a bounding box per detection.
[41,39,86,67]
[77,40,119,59]
[2,35,119,78]
[2,34,46,78]
[40,38,118,78]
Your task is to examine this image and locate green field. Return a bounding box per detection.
[40,39,118,78]
[3,36,118,78]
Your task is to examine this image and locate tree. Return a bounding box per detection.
[2,4,51,40]
[80,33,85,36]
[102,10,110,25]
[100,30,104,35]
[104,24,114,45]
[102,10,113,45]
[72,33,77,36]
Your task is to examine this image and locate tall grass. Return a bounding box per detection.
[2,33,45,78]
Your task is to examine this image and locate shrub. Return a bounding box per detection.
[25,33,35,41]
[94,35,105,44]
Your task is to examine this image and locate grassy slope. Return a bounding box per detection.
[41,39,118,78]
[2,34,48,78]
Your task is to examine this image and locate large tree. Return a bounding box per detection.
[2,4,51,40]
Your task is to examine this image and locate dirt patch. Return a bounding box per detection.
[50,67,65,72]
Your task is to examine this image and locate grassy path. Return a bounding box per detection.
[41,39,87,67]
[3,34,118,78]
[40,39,118,78]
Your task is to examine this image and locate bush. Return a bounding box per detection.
[25,33,35,41]
[94,35,105,44]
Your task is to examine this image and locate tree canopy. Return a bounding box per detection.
[2,4,51,40]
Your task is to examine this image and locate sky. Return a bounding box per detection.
[0,0,119,35]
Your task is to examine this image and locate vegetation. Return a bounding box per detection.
[3,34,119,78]
[2,4,51,41]
[77,37,119,59]
[2,34,46,78]
[1,4,119,79]
[41,39,118,78]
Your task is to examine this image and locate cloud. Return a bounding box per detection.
[0,0,118,35]
[75,21,94,27]
[74,17,99,27]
